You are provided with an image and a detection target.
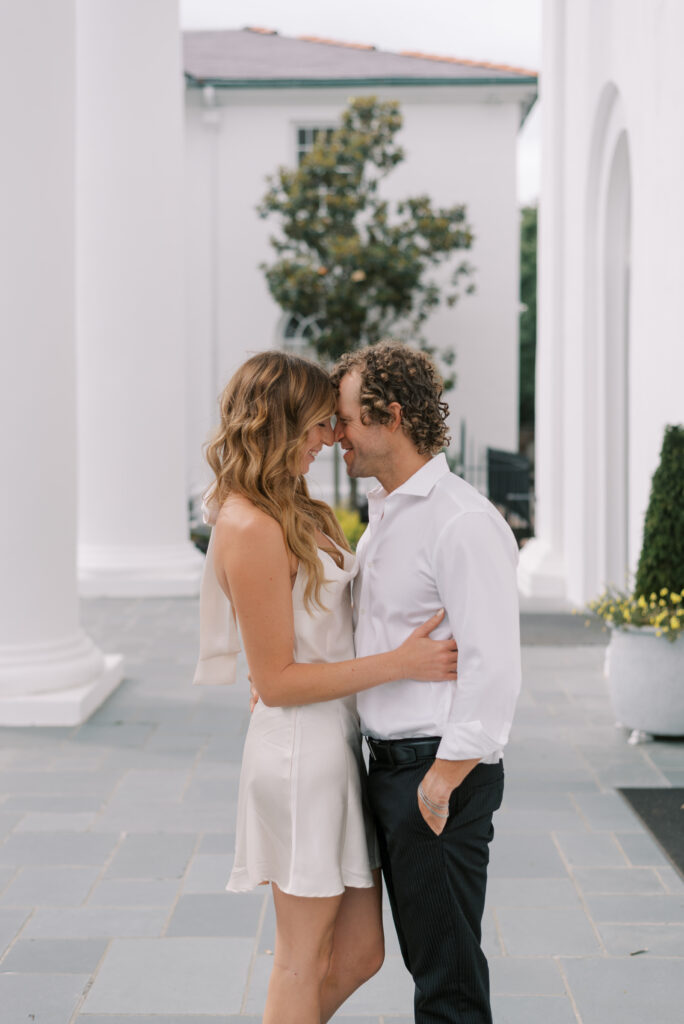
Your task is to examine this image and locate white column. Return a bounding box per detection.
[77,0,203,595]
[518,0,569,603]
[0,0,123,725]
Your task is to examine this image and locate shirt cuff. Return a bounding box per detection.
[436,720,509,761]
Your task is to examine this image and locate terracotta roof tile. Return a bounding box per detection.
[399,49,538,78]
[297,34,376,51]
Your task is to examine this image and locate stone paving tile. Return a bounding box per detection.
[0,812,20,840]
[596,922,684,956]
[488,832,568,878]
[486,878,580,907]
[0,769,122,797]
[573,866,666,893]
[489,994,577,1024]
[571,790,643,830]
[183,853,233,893]
[0,832,119,867]
[104,834,196,879]
[656,866,684,893]
[92,799,234,834]
[493,808,586,833]
[82,938,253,1015]
[70,723,155,748]
[199,833,235,855]
[583,892,684,923]
[166,893,264,937]
[553,830,629,867]
[1,795,104,814]
[0,972,90,1024]
[497,787,581,813]
[0,865,16,895]
[562,956,684,1024]
[78,1018,237,1024]
[489,957,565,995]
[23,907,168,939]
[0,906,31,956]
[1,865,101,907]
[87,878,181,907]
[2,937,108,973]
[110,769,192,802]
[495,905,602,956]
[615,830,673,867]
[15,812,97,832]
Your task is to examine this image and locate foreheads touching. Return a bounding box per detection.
[330,342,451,456]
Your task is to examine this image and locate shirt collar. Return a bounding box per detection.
[367,452,450,508]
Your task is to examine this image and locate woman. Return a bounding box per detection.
[199,351,458,1024]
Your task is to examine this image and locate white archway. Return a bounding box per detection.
[583,83,632,598]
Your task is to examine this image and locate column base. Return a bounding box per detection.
[79,542,204,597]
[517,537,568,603]
[0,653,124,727]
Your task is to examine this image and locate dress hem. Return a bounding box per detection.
[226,866,376,897]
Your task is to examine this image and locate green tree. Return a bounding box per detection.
[519,204,537,437]
[258,96,475,383]
[634,424,684,598]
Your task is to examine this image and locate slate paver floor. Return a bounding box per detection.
[0,597,682,1023]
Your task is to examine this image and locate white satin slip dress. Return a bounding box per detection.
[226,541,380,897]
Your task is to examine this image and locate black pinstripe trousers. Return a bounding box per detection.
[367,756,504,1024]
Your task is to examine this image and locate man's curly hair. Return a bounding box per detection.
[330,342,450,455]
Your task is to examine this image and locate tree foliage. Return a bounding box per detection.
[519,205,537,432]
[634,424,684,598]
[258,96,475,379]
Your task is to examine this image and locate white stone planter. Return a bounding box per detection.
[605,626,684,740]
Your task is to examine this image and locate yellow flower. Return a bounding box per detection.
[660,588,669,596]
[650,593,657,601]
[637,595,647,609]
[671,593,682,604]
[659,599,666,607]
[671,616,681,630]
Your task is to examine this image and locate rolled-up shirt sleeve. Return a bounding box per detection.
[433,510,521,761]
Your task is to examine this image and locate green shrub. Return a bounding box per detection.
[634,424,684,599]
[334,507,366,551]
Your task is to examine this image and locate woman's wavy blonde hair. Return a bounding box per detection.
[205,351,350,610]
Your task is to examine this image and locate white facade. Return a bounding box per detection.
[77,0,204,596]
[184,76,534,502]
[519,0,684,606]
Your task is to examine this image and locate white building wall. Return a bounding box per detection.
[520,0,684,606]
[185,83,528,501]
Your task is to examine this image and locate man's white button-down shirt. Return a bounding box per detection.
[354,453,521,764]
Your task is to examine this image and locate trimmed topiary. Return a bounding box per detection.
[634,424,684,600]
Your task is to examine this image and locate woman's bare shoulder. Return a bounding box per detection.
[214,495,283,549]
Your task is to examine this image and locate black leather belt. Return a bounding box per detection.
[366,736,441,765]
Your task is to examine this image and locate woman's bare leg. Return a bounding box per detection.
[263,883,343,1024]
[320,869,385,1023]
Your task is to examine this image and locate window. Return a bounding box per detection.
[279,313,322,358]
[296,125,336,165]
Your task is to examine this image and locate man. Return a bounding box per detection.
[331,342,521,1024]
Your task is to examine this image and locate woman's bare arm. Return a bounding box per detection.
[213,502,457,708]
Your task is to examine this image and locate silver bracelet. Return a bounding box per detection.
[418,783,450,818]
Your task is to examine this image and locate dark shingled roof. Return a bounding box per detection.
[183,27,538,88]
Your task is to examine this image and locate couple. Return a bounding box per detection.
[195,342,521,1024]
